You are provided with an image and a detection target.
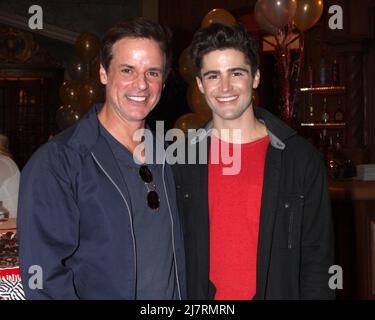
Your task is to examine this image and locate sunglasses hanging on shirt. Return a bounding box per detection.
[139,165,160,210]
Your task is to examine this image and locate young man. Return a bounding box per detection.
[173,23,334,300]
[17,18,186,300]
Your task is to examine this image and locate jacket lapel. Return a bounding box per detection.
[255,144,282,299]
[90,136,132,203]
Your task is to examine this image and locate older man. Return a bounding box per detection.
[18,18,186,300]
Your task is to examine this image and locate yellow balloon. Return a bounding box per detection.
[294,0,324,32]
[174,113,208,134]
[178,46,197,84]
[187,83,212,120]
[59,80,81,105]
[77,79,104,112]
[55,104,83,131]
[68,59,89,80]
[201,8,237,27]
[254,1,280,35]
[258,0,297,29]
[75,32,101,63]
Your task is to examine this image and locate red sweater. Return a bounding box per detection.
[208,135,269,300]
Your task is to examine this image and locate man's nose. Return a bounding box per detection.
[134,73,148,90]
[220,75,232,92]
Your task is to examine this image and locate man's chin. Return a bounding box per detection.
[214,111,243,121]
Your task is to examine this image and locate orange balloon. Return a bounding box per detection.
[201,8,237,27]
[174,113,208,134]
[178,46,197,84]
[59,80,81,105]
[186,83,212,120]
[254,1,280,35]
[258,0,297,29]
[78,79,104,111]
[75,32,101,63]
[294,0,324,32]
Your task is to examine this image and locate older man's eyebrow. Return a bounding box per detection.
[148,67,163,73]
[118,64,163,73]
[119,64,134,69]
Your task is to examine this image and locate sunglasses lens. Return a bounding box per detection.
[147,190,160,210]
[139,165,153,183]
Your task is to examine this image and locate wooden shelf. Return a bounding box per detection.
[300,122,346,128]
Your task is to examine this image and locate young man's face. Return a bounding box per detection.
[99,37,165,124]
[196,48,260,122]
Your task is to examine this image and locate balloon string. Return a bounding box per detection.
[289,33,305,120]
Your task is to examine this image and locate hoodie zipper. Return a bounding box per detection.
[91,152,137,298]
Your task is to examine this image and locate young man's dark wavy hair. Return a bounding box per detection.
[190,23,259,77]
[100,17,172,78]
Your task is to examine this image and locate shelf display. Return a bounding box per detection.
[298,82,349,178]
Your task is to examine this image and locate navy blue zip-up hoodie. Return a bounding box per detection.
[17,104,187,300]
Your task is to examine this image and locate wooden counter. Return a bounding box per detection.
[330,179,375,201]
[329,179,375,299]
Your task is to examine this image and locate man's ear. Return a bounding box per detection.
[252,69,260,89]
[196,76,205,94]
[99,64,108,85]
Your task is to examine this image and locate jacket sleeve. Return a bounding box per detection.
[17,142,80,300]
[300,150,335,299]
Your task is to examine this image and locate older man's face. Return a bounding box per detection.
[99,37,165,124]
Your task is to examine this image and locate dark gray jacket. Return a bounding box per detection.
[173,106,335,300]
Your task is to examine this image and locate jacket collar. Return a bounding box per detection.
[189,106,296,150]
[58,103,166,163]
[56,103,103,156]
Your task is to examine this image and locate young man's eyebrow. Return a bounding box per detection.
[227,67,250,73]
[202,70,220,77]
[202,68,250,77]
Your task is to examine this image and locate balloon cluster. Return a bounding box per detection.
[174,8,237,134]
[56,32,104,131]
[255,0,324,34]
[254,0,324,124]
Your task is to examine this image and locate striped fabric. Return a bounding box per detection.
[0,277,25,300]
